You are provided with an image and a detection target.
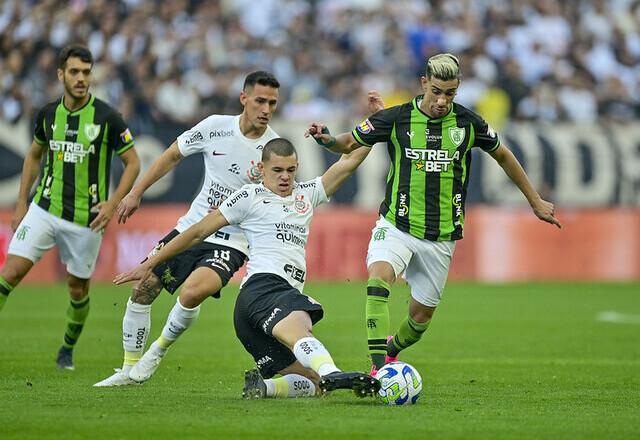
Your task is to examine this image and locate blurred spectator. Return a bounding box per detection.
[0,0,637,130]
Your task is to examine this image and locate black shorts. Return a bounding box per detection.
[147,229,247,297]
[233,273,324,379]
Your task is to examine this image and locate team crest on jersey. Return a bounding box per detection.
[84,123,100,141]
[120,128,133,144]
[294,194,309,214]
[246,160,262,183]
[356,118,375,134]
[448,127,465,147]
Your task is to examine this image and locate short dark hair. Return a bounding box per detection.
[58,44,93,69]
[262,138,297,162]
[243,71,280,91]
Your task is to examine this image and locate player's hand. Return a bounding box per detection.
[89,200,117,231]
[367,90,385,113]
[304,123,333,146]
[113,263,154,286]
[11,201,28,232]
[532,199,561,229]
[116,191,142,224]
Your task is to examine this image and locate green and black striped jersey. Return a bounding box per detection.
[351,95,500,241]
[31,95,134,227]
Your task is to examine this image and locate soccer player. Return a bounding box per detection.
[0,44,140,370]
[305,53,562,375]
[113,138,380,399]
[94,71,281,387]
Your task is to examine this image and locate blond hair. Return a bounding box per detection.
[425,53,460,81]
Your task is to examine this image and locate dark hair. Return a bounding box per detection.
[58,44,93,69]
[243,71,280,90]
[262,138,297,162]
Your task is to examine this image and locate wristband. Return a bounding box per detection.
[315,127,337,148]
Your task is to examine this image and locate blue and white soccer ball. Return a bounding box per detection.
[374,361,423,405]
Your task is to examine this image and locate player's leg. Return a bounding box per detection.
[56,274,90,370]
[1,204,56,311]
[128,267,222,383]
[365,217,412,372]
[55,218,102,370]
[0,255,34,312]
[387,239,455,360]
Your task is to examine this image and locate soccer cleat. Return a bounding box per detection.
[385,335,399,364]
[319,371,381,398]
[128,341,166,383]
[56,346,75,371]
[242,369,267,399]
[93,368,139,387]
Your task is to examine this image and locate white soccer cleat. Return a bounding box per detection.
[93,368,138,387]
[128,341,166,383]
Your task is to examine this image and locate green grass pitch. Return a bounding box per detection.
[1,281,638,439]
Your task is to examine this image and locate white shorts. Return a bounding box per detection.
[8,203,103,279]
[366,216,455,307]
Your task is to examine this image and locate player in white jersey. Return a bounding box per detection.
[94,71,280,387]
[114,138,381,398]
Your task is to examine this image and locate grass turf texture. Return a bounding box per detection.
[0,281,638,439]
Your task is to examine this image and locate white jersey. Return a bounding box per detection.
[175,114,279,254]
[218,177,329,291]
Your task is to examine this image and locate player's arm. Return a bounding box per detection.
[321,147,371,197]
[90,147,141,231]
[304,90,386,154]
[114,210,230,285]
[116,142,184,224]
[489,144,561,228]
[12,141,46,231]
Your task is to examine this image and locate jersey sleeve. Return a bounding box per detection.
[108,111,135,155]
[176,116,214,156]
[350,107,398,147]
[218,186,253,225]
[33,107,47,145]
[301,176,329,207]
[472,116,500,153]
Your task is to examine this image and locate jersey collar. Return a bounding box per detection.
[413,95,454,122]
[60,94,95,115]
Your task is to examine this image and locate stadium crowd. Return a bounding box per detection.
[1,0,639,130]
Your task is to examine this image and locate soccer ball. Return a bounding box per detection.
[374,361,423,405]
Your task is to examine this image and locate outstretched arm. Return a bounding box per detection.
[304,90,386,154]
[12,141,45,231]
[90,147,140,231]
[489,144,561,228]
[113,210,230,285]
[116,141,184,224]
[321,147,371,197]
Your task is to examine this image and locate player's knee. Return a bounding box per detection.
[131,275,162,305]
[409,306,435,323]
[67,278,89,301]
[367,263,395,285]
[178,286,208,309]
[0,258,32,285]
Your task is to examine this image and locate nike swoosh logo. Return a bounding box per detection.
[262,200,271,204]
[212,151,226,156]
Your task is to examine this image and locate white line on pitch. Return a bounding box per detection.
[597,311,640,324]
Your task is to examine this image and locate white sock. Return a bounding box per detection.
[157,298,200,349]
[264,374,316,398]
[122,299,152,367]
[292,337,341,377]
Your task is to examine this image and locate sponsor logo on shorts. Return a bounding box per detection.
[284,264,305,283]
[257,355,272,367]
[373,227,388,241]
[262,307,282,332]
[16,225,30,241]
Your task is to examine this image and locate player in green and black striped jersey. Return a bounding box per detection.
[306,53,561,373]
[0,45,140,370]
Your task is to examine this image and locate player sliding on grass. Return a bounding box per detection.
[305,53,561,376]
[114,138,380,398]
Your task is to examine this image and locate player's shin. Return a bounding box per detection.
[265,374,316,398]
[0,276,14,312]
[63,296,90,349]
[122,299,152,370]
[366,278,391,368]
[388,316,430,358]
[156,297,200,351]
[292,337,340,376]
